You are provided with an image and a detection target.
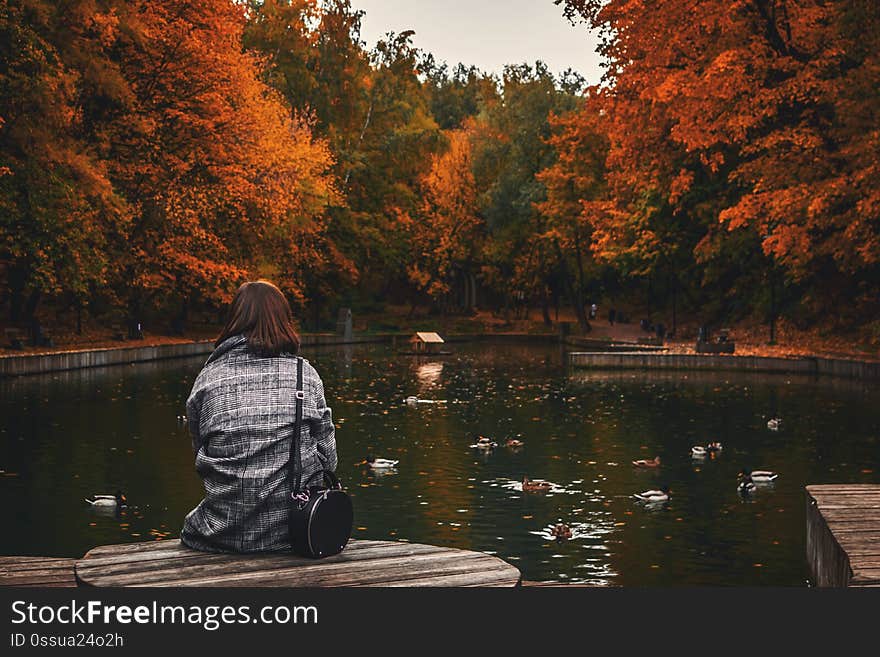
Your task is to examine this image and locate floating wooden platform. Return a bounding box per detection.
[806,484,880,587]
[0,556,77,587]
[71,539,520,587]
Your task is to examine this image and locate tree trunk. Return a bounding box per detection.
[541,286,552,327]
[7,265,26,324]
[24,288,40,324]
[554,283,559,322]
[554,241,590,334]
[469,272,477,309]
[769,273,777,345]
[671,276,678,337]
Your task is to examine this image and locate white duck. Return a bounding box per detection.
[405,396,446,405]
[767,418,781,431]
[634,486,670,503]
[364,455,399,469]
[85,490,126,509]
[470,436,498,449]
[691,445,707,458]
[739,468,778,483]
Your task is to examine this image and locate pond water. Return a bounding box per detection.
[1,341,878,586]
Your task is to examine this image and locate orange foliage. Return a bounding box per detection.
[102,0,339,306]
[559,0,880,286]
[409,124,482,301]
[0,0,339,317]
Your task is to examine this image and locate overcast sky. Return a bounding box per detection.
[351,0,603,83]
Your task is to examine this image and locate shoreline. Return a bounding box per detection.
[1,330,879,380]
[0,333,394,378]
[0,332,562,378]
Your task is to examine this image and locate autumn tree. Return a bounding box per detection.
[473,62,583,323]
[557,0,880,329]
[420,59,497,131]
[408,124,483,311]
[247,4,444,318]
[0,0,125,326]
[536,100,609,332]
[1,0,339,331]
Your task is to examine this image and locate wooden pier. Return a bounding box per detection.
[0,556,77,587]
[1,540,521,588]
[806,484,880,587]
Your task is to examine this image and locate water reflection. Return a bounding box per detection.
[414,361,444,390]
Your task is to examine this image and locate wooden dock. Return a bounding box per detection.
[1,539,521,587]
[806,484,880,587]
[0,556,77,587]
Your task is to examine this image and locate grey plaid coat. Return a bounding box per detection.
[181,335,337,553]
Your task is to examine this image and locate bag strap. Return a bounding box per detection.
[289,356,305,495]
[301,469,342,491]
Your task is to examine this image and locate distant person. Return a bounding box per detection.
[181,280,337,553]
[609,308,616,325]
[590,303,597,320]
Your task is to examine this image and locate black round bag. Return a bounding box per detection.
[287,357,353,559]
[289,470,353,558]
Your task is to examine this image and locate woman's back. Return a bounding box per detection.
[181,334,336,553]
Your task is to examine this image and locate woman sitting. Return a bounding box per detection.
[181,280,337,553]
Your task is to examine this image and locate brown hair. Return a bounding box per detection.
[216,280,300,356]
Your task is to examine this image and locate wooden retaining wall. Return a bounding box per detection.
[0,334,393,378]
[569,351,880,380]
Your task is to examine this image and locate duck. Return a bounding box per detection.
[632,456,661,468]
[505,438,524,448]
[85,490,127,508]
[707,441,723,452]
[522,476,552,493]
[634,486,670,503]
[738,476,757,496]
[691,445,707,458]
[767,418,781,431]
[739,468,778,484]
[470,436,498,449]
[364,455,399,469]
[551,523,573,541]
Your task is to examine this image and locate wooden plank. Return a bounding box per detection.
[75,539,520,588]
[822,504,880,521]
[808,492,880,501]
[76,545,451,584]
[135,554,516,588]
[77,541,439,573]
[851,569,880,585]
[79,550,502,587]
[378,566,522,588]
[0,557,76,587]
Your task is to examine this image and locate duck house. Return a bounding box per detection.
[402,332,452,356]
